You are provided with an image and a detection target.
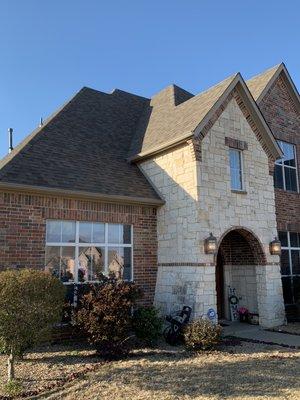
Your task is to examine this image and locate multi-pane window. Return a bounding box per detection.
[229,149,243,191]
[45,220,133,283]
[279,231,300,305]
[274,141,298,192]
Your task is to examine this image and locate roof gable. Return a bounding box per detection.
[247,63,300,109]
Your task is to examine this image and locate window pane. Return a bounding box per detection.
[282,142,296,167]
[93,223,105,243]
[108,224,120,243]
[284,167,297,192]
[274,164,284,189]
[291,250,300,275]
[292,276,300,303]
[79,246,105,281]
[229,149,242,190]
[278,231,288,247]
[61,247,75,282]
[290,232,300,248]
[79,222,92,243]
[123,247,132,280]
[120,225,131,244]
[46,221,61,243]
[45,246,61,278]
[282,277,293,304]
[280,250,290,275]
[62,221,76,243]
[108,248,123,278]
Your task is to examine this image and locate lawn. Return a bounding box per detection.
[1,339,299,399]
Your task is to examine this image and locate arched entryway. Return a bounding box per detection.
[215,228,267,321]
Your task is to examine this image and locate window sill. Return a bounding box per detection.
[231,189,247,195]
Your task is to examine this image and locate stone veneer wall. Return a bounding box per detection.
[141,95,285,327]
[0,191,158,305]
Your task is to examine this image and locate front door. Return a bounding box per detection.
[216,252,225,319]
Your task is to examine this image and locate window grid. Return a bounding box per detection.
[275,140,299,192]
[45,221,133,284]
[280,231,300,305]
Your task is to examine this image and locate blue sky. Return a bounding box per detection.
[0,0,299,158]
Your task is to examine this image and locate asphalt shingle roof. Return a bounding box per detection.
[246,64,280,101]
[0,87,162,202]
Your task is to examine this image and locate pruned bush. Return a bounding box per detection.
[73,279,142,359]
[0,269,65,381]
[183,318,222,351]
[132,306,162,344]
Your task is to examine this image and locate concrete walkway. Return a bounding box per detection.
[223,322,300,347]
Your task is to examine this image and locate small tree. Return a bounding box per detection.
[0,269,65,381]
[74,278,142,359]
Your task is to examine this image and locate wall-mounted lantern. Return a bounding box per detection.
[270,237,281,256]
[204,233,217,254]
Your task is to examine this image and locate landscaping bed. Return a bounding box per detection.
[0,340,300,399]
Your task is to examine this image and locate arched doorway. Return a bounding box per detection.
[216,228,267,320]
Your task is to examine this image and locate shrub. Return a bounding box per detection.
[132,306,162,344]
[73,278,142,359]
[0,269,65,381]
[183,318,222,351]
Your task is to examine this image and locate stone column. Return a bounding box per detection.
[256,264,286,328]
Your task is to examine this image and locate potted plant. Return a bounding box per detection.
[237,307,249,323]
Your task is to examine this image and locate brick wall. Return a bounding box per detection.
[0,190,158,305]
[259,72,300,233]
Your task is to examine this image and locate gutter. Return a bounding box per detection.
[0,182,165,207]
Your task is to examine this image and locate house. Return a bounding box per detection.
[0,63,299,328]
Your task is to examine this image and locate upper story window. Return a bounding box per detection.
[45,220,133,284]
[274,141,298,192]
[229,148,243,191]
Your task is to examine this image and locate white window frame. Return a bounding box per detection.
[45,220,134,284]
[275,140,299,192]
[280,231,300,305]
[229,148,244,191]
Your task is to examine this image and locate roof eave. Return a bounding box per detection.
[0,182,165,207]
[128,131,194,162]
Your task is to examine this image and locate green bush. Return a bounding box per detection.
[132,306,162,344]
[0,269,65,381]
[73,279,142,359]
[183,318,222,351]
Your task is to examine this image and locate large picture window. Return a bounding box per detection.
[279,231,300,305]
[274,141,298,192]
[45,220,133,283]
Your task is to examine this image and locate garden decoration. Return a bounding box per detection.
[163,306,192,345]
[228,286,239,321]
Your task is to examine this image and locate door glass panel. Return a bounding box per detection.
[278,231,288,247]
[292,276,300,303]
[290,232,300,248]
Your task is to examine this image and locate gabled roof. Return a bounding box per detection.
[129,75,237,159]
[0,87,163,205]
[129,74,282,161]
[247,63,300,107]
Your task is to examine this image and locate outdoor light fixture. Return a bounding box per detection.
[204,233,217,254]
[270,237,281,256]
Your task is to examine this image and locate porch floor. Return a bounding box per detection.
[222,321,300,347]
